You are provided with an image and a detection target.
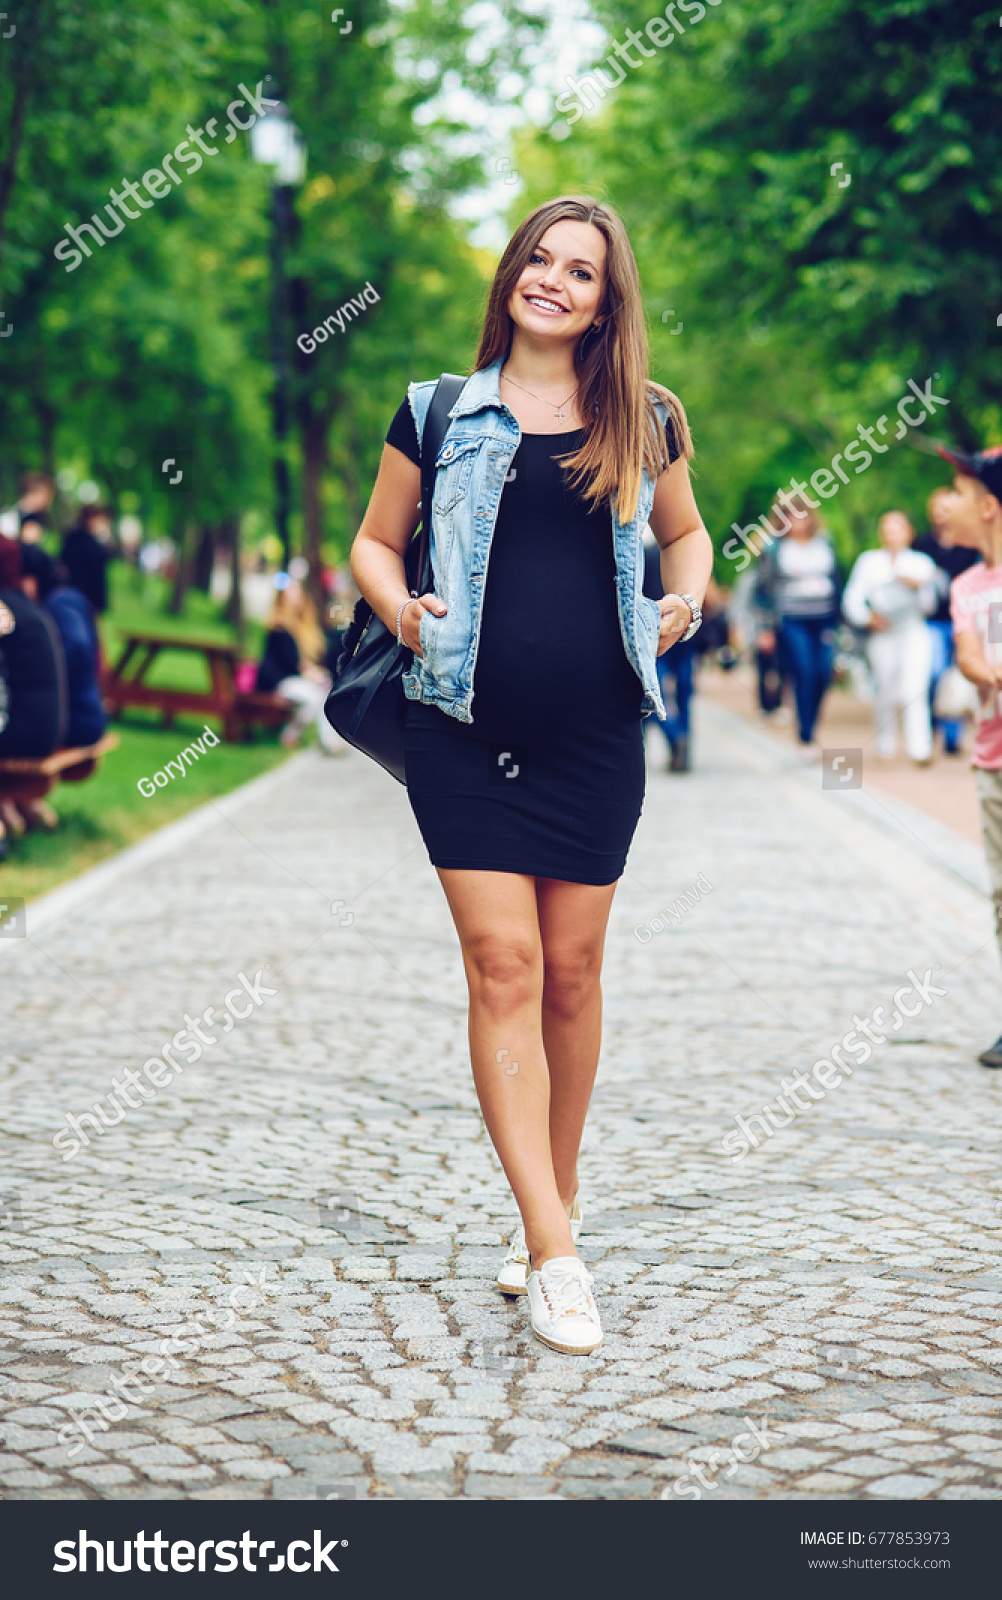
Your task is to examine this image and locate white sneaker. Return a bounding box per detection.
[497,1197,582,1297]
[528,1256,602,1354]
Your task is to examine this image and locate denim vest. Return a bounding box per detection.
[402,357,667,723]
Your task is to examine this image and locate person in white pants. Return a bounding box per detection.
[256,576,347,755]
[842,511,940,763]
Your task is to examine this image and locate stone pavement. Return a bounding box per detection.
[2,701,1002,1503]
[703,661,983,847]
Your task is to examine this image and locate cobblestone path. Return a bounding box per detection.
[2,702,1001,1501]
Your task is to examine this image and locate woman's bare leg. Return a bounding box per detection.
[437,867,575,1268]
[536,877,617,1213]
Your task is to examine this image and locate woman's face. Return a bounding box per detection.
[879,513,912,553]
[507,220,606,349]
[928,492,953,542]
[785,506,816,541]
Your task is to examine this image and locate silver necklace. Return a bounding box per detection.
[501,370,579,423]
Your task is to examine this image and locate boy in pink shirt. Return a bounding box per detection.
[942,442,1002,1065]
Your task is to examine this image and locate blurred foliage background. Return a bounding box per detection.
[1,0,999,593]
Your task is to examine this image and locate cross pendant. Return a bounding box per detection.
[554,407,565,422]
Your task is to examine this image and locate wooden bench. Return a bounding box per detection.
[226,689,296,741]
[0,732,120,803]
[102,631,294,743]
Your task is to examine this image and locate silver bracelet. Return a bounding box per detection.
[396,592,418,646]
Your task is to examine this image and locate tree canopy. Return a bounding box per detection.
[1,0,998,583]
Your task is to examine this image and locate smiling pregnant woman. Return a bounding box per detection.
[350,196,712,1353]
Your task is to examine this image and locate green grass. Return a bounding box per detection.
[1,563,290,902]
[2,718,290,903]
[102,565,268,693]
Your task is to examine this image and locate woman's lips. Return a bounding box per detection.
[524,294,569,315]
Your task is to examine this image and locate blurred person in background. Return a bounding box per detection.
[914,485,980,757]
[644,541,731,773]
[752,494,841,759]
[13,471,56,544]
[730,564,788,721]
[701,577,736,672]
[939,445,1002,1067]
[20,545,107,751]
[256,575,346,754]
[843,511,939,765]
[61,503,115,614]
[0,535,68,846]
[323,595,354,680]
[643,526,698,770]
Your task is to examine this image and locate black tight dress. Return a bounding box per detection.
[387,403,657,886]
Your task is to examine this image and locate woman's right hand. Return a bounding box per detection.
[400,592,447,658]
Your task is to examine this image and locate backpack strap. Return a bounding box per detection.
[416,373,467,587]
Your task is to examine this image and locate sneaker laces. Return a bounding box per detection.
[539,1263,594,1321]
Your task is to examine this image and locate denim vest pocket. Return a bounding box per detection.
[433,436,480,515]
[638,592,662,663]
[418,608,438,668]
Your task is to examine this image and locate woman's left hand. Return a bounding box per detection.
[657,593,693,656]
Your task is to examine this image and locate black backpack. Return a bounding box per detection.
[324,374,466,783]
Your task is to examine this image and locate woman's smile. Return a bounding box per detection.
[523,293,570,316]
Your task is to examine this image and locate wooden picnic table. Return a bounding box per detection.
[0,732,120,803]
[102,630,293,743]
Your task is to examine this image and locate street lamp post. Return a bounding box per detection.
[250,97,306,572]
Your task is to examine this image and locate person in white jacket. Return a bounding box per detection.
[842,511,940,763]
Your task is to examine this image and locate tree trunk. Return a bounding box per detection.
[192,525,215,592]
[0,1,46,285]
[339,412,364,541]
[289,273,341,614]
[34,393,58,480]
[222,513,244,646]
[301,411,330,614]
[167,516,192,615]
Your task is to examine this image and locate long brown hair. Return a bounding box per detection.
[474,195,692,523]
[265,582,325,666]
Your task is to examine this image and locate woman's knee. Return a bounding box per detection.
[464,933,541,1009]
[543,948,602,1021]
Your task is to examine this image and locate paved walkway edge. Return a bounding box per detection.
[700,698,990,899]
[1,749,311,952]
